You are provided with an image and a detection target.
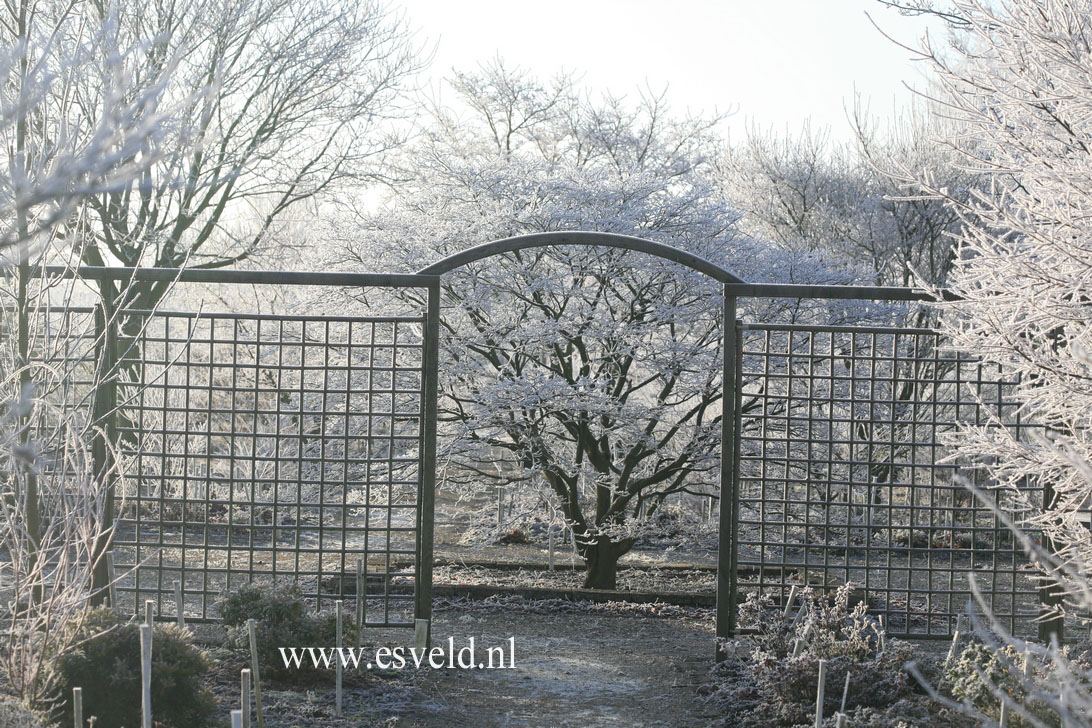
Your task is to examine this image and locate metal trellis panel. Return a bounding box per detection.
[732,322,1042,638]
[110,306,428,628]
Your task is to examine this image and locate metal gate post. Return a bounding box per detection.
[1038,478,1064,642]
[716,289,741,656]
[415,279,440,647]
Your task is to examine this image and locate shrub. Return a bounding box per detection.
[942,639,1077,727]
[217,582,357,680]
[57,607,215,728]
[945,641,1022,715]
[0,697,43,728]
[705,585,952,727]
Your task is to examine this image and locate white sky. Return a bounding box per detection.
[401,0,948,144]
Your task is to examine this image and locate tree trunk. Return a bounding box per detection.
[582,538,622,589]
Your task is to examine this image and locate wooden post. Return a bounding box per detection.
[497,486,505,527]
[241,668,251,728]
[174,581,184,628]
[715,300,742,657]
[793,624,811,659]
[335,600,343,718]
[355,557,365,650]
[106,552,117,610]
[72,687,83,728]
[144,599,154,626]
[247,619,264,728]
[231,709,242,728]
[815,659,828,728]
[547,522,555,571]
[139,624,153,728]
[413,619,429,650]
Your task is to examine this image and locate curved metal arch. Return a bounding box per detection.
[416,230,747,284]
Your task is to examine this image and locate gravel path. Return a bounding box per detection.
[386,604,720,727]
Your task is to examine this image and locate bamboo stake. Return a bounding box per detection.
[999,696,1008,727]
[240,669,251,728]
[945,629,961,668]
[139,624,152,728]
[815,659,828,728]
[335,600,344,718]
[72,687,82,728]
[247,619,264,728]
[174,581,184,628]
[840,672,850,714]
[783,585,799,618]
[790,602,807,630]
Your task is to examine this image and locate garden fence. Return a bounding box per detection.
[9,232,1055,647]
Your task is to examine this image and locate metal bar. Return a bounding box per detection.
[415,281,440,647]
[1039,477,1064,642]
[716,291,739,653]
[724,283,958,302]
[742,323,941,335]
[417,231,746,283]
[40,265,437,289]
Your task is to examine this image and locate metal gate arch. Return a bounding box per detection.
[417,230,750,646]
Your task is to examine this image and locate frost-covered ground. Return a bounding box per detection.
[433,563,715,594]
[199,597,719,727]
[375,598,719,727]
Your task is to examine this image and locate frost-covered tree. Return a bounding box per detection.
[920,0,1092,592]
[0,3,174,259]
[901,0,1092,722]
[0,0,185,707]
[331,59,848,588]
[65,0,420,313]
[717,110,981,299]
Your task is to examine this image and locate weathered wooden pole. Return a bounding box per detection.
[139,624,152,728]
[247,619,264,728]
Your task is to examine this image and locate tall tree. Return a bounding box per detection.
[0,0,182,706]
[69,0,421,311]
[905,0,1092,719]
[717,110,981,298]
[330,60,847,588]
